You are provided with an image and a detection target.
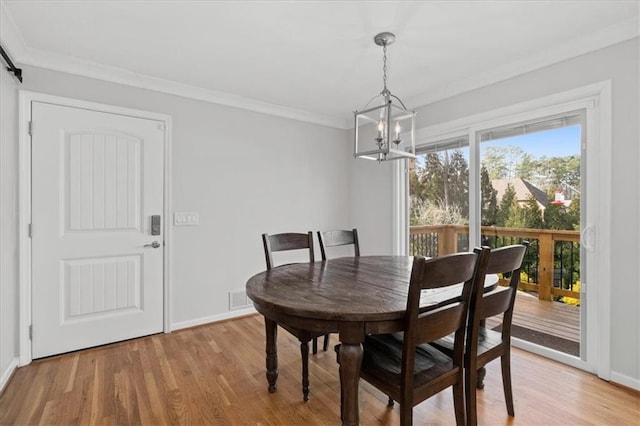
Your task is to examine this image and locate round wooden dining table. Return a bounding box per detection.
[246,255,498,426]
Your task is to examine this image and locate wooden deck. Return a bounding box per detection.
[485,290,580,345]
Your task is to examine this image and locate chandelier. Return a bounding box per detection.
[353,32,416,162]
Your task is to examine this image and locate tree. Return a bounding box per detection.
[482,145,525,179]
[447,149,469,218]
[537,155,580,188]
[504,198,525,228]
[482,146,508,179]
[422,153,444,203]
[543,203,569,230]
[565,194,581,231]
[521,195,543,229]
[516,153,537,181]
[480,165,498,225]
[497,183,517,226]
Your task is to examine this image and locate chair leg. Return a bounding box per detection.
[501,352,515,416]
[399,403,413,426]
[466,364,478,426]
[312,337,318,355]
[387,396,394,407]
[452,382,465,426]
[300,340,310,401]
[323,334,330,351]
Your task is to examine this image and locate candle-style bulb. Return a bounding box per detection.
[394,121,401,139]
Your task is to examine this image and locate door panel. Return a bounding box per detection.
[31,102,164,359]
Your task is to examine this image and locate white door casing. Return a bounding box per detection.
[30,101,166,359]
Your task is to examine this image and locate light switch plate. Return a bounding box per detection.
[174,212,199,226]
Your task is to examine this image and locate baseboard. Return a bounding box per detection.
[610,371,640,391]
[171,307,257,331]
[0,357,19,394]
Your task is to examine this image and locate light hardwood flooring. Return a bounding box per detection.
[1,314,638,425]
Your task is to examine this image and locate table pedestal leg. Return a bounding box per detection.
[339,342,363,426]
[264,317,278,393]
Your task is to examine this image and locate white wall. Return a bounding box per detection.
[348,156,394,255]
[0,56,20,387]
[350,38,640,386]
[0,65,352,371]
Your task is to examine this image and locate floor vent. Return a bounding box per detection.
[229,290,250,310]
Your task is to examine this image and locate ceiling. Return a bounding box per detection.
[1,1,638,128]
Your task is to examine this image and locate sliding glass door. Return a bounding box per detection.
[477,112,584,358]
[408,110,590,365]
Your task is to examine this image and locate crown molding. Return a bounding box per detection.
[0,3,349,129]
[407,15,640,109]
[21,48,351,129]
[2,1,636,130]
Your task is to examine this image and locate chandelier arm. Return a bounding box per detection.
[359,93,384,111]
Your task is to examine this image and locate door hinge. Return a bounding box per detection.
[28,121,33,136]
[29,325,32,340]
[28,223,32,238]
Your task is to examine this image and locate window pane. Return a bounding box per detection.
[409,143,470,256]
[480,124,582,357]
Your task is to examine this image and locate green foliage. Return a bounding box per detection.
[537,155,581,188]
[411,149,469,225]
[522,195,543,229]
[496,183,517,226]
[483,145,525,179]
[411,199,467,226]
[481,165,498,225]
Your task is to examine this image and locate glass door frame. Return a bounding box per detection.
[393,81,612,379]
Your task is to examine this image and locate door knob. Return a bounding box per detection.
[144,241,161,248]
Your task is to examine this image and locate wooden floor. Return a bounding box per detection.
[487,291,580,342]
[1,314,637,425]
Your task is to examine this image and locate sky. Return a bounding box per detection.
[416,125,581,167]
[481,125,581,158]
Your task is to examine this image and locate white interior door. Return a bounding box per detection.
[31,102,165,359]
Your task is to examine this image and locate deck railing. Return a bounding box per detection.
[409,225,581,302]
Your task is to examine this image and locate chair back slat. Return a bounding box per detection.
[484,244,527,277]
[262,232,314,270]
[415,303,466,344]
[479,287,513,319]
[414,252,481,290]
[317,229,360,260]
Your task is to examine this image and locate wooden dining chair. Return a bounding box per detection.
[431,243,528,425]
[317,228,360,261]
[315,228,360,352]
[343,248,490,426]
[261,232,329,402]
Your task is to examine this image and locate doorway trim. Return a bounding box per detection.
[395,81,612,379]
[18,91,173,366]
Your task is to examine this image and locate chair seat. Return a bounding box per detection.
[431,327,503,358]
[362,333,459,390]
[279,322,327,342]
